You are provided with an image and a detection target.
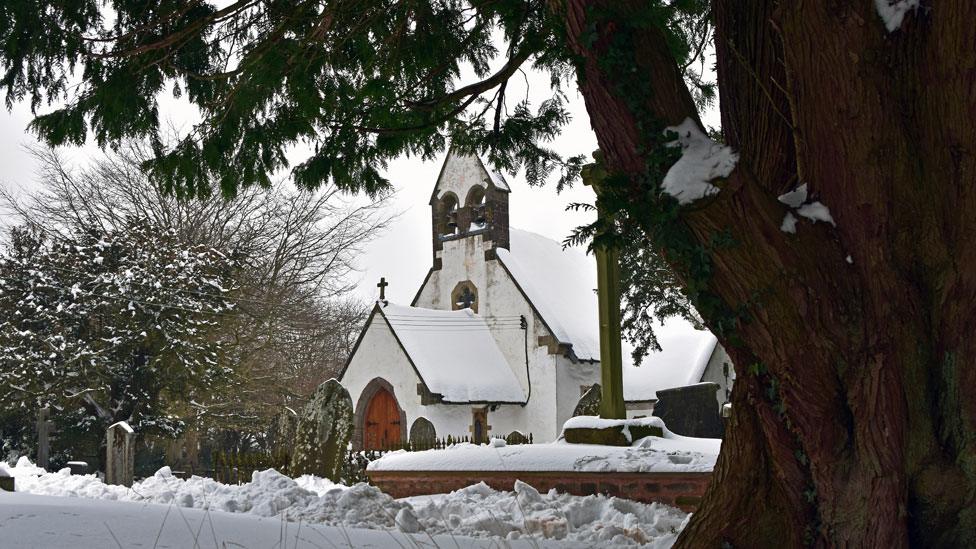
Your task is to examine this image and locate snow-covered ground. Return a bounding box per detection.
[1,492,570,548]
[0,458,689,548]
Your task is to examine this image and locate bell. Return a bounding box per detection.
[473,206,487,225]
[447,211,458,228]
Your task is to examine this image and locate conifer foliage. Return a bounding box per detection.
[0,219,237,440]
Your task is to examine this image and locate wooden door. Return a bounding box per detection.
[365,388,401,450]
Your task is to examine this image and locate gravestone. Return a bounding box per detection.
[67,461,89,475]
[573,383,602,417]
[106,421,135,487]
[653,382,724,438]
[0,475,13,492]
[505,430,530,445]
[290,379,353,481]
[268,409,299,449]
[36,407,52,469]
[409,417,436,450]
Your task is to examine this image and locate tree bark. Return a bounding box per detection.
[561,0,976,546]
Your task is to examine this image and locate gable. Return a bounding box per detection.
[429,150,510,206]
[341,302,526,404]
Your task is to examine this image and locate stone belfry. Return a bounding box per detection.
[428,149,510,270]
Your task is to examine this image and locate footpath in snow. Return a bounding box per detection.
[0,457,689,548]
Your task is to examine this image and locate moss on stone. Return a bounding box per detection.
[563,424,663,446]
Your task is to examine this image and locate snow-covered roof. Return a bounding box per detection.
[497,228,718,401]
[478,155,510,192]
[379,303,526,403]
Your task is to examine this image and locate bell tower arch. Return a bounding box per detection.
[429,149,510,270]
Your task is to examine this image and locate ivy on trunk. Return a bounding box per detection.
[564,1,975,546]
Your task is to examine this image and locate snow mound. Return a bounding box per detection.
[405,481,686,546]
[5,459,689,547]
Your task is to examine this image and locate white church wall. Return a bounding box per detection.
[342,315,531,443]
[554,356,600,431]
[341,315,424,425]
[626,404,657,420]
[414,234,567,442]
[700,343,734,407]
[520,344,562,442]
[341,308,555,444]
[413,402,528,442]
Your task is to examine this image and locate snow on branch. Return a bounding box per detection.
[777,183,836,233]
[875,0,920,33]
[661,118,739,205]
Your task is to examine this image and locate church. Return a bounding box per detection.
[338,151,732,450]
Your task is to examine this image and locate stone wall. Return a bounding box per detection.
[367,470,712,512]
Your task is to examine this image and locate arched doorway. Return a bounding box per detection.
[364,387,402,450]
[353,378,407,450]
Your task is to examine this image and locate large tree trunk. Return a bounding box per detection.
[561,1,976,546]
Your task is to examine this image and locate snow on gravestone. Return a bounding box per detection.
[106,421,134,487]
[289,379,353,481]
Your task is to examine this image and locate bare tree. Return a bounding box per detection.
[2,143,390,442]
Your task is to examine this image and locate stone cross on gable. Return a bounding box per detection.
[456,286,476,309]
[377,277,389,303]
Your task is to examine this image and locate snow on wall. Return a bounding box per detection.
[5,460,690,547]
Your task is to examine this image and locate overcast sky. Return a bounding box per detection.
[0,64,717,306]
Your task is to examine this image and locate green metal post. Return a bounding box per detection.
[583,151,627,420]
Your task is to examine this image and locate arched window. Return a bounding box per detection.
[465,186,487,229]
[439,193,459,236]
[451,281,478,313]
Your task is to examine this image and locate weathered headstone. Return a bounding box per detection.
[290,379,353,481]
[106,421,135,487]
[67,461,89,475]
[409,417,436,450]
[563,417,662,446]
[267,408,299,449]
[573,383,602,417]
[36,407,52,469]
[505,430,530,445]
[0,475,13,492]
[653,382,724,438]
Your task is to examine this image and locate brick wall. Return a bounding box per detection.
[367,470,712,512]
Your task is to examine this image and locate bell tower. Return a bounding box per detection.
[429,150,510,270]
